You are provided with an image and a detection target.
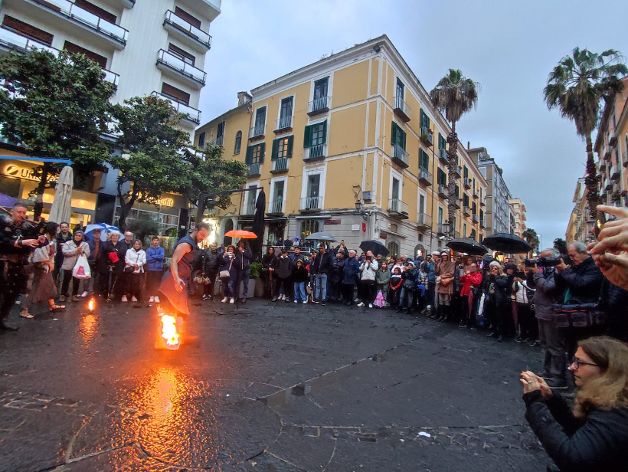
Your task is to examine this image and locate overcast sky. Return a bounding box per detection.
[199,0,628,248]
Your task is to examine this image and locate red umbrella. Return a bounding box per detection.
[224,230,258,239]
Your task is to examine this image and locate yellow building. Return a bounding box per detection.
[196,35,487,256]
[565,177,590,243]
[508,198,527,237]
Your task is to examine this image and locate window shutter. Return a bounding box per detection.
[391,122,397,146]
[259,143,266,163]
[400,128,406,149]
[304,125,312,148]
[245,146,253,164]
[321,120,327,144]
[287,135,294,158]
[271,138,279,161]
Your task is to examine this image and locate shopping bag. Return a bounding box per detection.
[72,254,92,279]
[475,293,488,328]
[373,290,386,308]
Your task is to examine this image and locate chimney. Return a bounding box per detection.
[467,141,470,149]
[237,91,252,106]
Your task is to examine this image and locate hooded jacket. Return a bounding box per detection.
[558,257,603,304]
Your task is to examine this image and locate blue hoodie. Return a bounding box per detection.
[146,246,165,272]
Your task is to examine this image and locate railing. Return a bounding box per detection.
[452,165,462,177]
[610,165,620,179]
[393,96,411,120]
[151,91,201,124]
[438,184,448,198]
[243,202,256,215]
[416,212,431,228]
[438,147,448,162]
[164,10,211,49]
[38,0,128,44]
[308,95,330,114]
[420,127,433,146]
[472,214,479,224]
[464,177,472,188]
[157,49,206,85]
[272,158,289,172]
[418,167,432,185]
[249,124,265,139]
[392,144,409,165]
[247,162,260,176]
[437,223,451,235]
[269,199,283,214]
[388,198,408,214]
[276,115,292,130]
[301,196,322,210]
[463,205,471,216]
[212,135,224,146]
[306,143,326,159]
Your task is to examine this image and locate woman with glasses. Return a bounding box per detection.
[520,336,628,471]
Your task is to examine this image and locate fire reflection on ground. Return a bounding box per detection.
[78,313,99,348]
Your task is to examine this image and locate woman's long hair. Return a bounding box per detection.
[574,336,628,418]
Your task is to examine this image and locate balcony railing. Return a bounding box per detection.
[271,157,289,173]
[610,165,620,179]
[451,165,462,178]
[393,96,411,122]
[418,167,432,186]
[157,49,206,86]
[420,127,433,146]
[151,91,201,124]
[247,162,260,176]
[388,198,408,217]
[305,143,326,160]
[464,177,472,189]
[308,95,330,115]
[269,199,283,214]
[472,214,479,224]
[164,10,211,50]
[242,202,256,216]
[275,115,292,131]
[438,147,448,164]
[463,205,471,216]
[480,218,486,229]
[249,124,265,140]
[301,196,322,211]
[37,0,128,45]
[392,144,409,168]
[437,223,451,235]
[437,184,448,198]
[416,212,431,229]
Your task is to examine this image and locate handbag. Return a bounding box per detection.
[551,303,606,329]
[72,254,91,280]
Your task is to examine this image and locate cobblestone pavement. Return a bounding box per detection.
[0,298,551,471]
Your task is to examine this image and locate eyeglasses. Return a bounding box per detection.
[570,357,599,369]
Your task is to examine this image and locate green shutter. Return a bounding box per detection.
[259,143,265,163]
[287,135,294,158]
[419,149,429,169]
[391,121,397,146]
[271,138,279,161]
[304,125,312,148]
[321,120,327,144]
[245,146,253,164]
[400,128,406,149]
[439,133,446,149]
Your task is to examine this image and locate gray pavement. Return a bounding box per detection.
[0,298,551,471]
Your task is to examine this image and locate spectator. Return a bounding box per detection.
[485,261,510,342]
[435,251,455,322]
[459,262,482,328]
[54,221,72,285]
[200,243,220,301]
[399,260,418,313]
[261,246,277,299]
[86,228,103,297]
[375,261,391,305]
[422,252,438,316]
[124,239,146,304]
[292,259,308,304]
[219,245,236,303]
[145,237,165,304]
[388,266,403,308]
[520,336,628,471]
[102,232,127,301]
[60,230,90,302]
[329,251,345,302]
[311,244,332,305]
[513,264,537,345]
[272,248,292,302]
[341,249,360,306]
[357,250,378,308]
[233,240,252,304]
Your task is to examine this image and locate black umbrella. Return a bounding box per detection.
[251,189,266,259]
[359,240,389,257]
[446,238,488,256]
[482,232,531,254]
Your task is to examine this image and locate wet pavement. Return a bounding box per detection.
[0,298,550,471]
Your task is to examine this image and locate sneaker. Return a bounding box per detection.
[302,300,307,304]
[121,295,128,303]
[294,300,298,304]
[154,296,160,303]
[368,303,373,308]
[529,339,539,347]
[131,296,138,302]
[19,309,34,319]
[458,321,466,328]
[221,297,228,303]
[201,294,208,301]
[321,301,326,306]
[515,336,523,343]
[357,302,365,307]
[149,296,155,303]
[272,297,277,302]
[230,298,235,304]
[81,291,88,298]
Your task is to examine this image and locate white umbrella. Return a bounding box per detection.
[48,166,73,224]
[85,223,120,241]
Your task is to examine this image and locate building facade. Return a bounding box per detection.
[195,35,488,256]
[565,177,589,243]
[0,0,220,229]
[508,198,526,237]
[470,147,511,235]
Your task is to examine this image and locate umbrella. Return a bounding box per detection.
[483,232,531,254]
[225,229,257,239]
[446,238,488,256]
[359,240,389,257]
[48,166,73,223]
[251,189,266,259]
[305,231,336,241]
[0,193,16,207]
[85,223,120,241]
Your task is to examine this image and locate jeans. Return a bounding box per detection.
[294,282,306,302]
[538,319,567,381]
[314,273,327,301]
[400,287,415,309]
[61,269,80,297]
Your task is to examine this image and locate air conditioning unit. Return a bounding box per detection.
[362,190,374,202]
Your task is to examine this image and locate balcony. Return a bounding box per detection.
[156,49,206,89]
[453,197,461,209]
[27,0,128,48]
[464,177,472,189]
[163,10,211,52]
[274,115,292,133]
[100,0,135,8]
[438,147,448,165]
[151,91,201,126]
[388,198,409,219]
[463,205,471,216]
[480,199,486,207]
[249,124,265,141]
[609,132,617,147]
[437,223,451,236]
[308,95,330,116]
[247,162,260,177]
[604,148,612,161]
[242,201,256,216]
[418,167,432,186]
[472,214,479,224]
[268,199,283,215]
[305,143,327,161]
[391,144,409,168]
[605,178,613,190]
[271,157,289,173]
[451,166,462,179]
[420,127,433,147]
[416,212,431,231]
[473,188,479,199]
[437,184,448,199]
[480,218,486,229]
[300,196,322,212]
[393,96,411,122]
[610,165,620,180]
[0,28,119,87]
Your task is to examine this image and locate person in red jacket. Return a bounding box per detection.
[459,262,483,328]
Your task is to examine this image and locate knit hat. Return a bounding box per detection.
[489,261,502,270]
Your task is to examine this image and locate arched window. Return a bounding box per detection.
[223,218,234,246]
[234,130,242,155]
[387,241,400,258]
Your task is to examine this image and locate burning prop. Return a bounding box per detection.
[159,313,181,350]
[87,297,96,313]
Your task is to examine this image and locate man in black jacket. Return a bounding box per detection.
[311,244,332,305]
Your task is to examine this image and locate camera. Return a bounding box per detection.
[537,256,561,267]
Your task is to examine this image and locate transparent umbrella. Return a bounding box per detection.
[48,166,73,224]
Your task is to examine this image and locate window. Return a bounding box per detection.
[278,97,293,129]
[470,229,477,240]
[198,132,205,148]
[463,166,469,179]
[463,194,469,207]
[300,219,320,240]
[174,6,201,28]
[271,181,285,213]
[307,174,321,199]
[391,122,406,150]
[234,131,242,155]
[272,136,294,160]
[387,241,400,258]
[420,109,431,130]
[472,202,477,215]
[391,177,400,200]
[245,143,265,164]
[2,16,53,45]
[395,78,404,104]
[245,185,257,214]
[216,121,225,146]
[168,43,195,65]
[438,207,444,224]
[64,41,107,68]
[253,107,266,135]
[463,224,467,237]
[419,149,429,170]
[437,169,447,186]
[75,0,116,23]
[438,133,446,149]
[313,77,328,101]
[304,121,327,158]
[162,83,190,105]
[419,194,426,215]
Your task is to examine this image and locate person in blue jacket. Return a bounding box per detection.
[341,249,360,306]
[146,236,165,304]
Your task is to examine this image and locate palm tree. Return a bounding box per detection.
[544,48,626,219]
[430,69,479,238]
[522,228,540,253]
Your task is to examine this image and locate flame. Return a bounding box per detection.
[87,297,96,312]
[160,314,180,350]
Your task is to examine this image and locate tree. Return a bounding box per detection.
[430,69,479,238]
[109,96,190,229]
[544,48,627,219]
[553,238,567,255]
[0,50,115,219]
[522,228,540,252]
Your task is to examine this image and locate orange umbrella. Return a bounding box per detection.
[225,229,258,239]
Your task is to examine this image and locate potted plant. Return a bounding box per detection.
[250,261,264,298]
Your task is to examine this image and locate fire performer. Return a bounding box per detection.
[158,223,210,315]
[0,203,43,331]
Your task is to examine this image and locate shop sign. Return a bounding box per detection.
[1,163,58,183]
[136,192,175,207]
[324,219,341,225]
[351,224,360,231]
